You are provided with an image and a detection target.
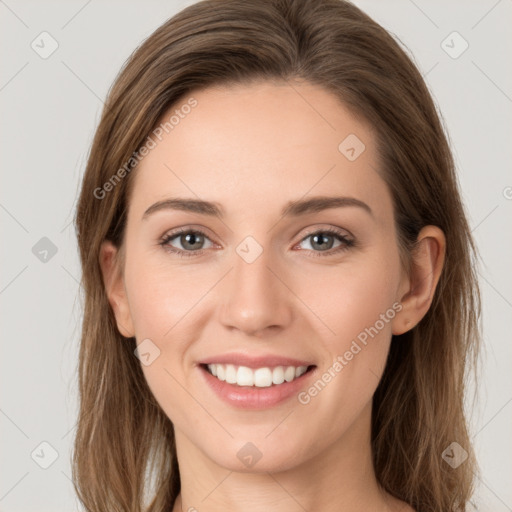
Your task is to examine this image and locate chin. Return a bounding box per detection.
[202,435,314,474]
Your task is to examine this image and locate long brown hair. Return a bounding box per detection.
[72,0,481,510]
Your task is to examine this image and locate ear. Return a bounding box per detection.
[99,240,135,338]
[392,225,446,335]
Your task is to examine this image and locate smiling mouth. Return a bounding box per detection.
[200,363,316,388]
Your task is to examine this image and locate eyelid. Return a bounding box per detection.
[295,224,353,241]
[160,225,218,242]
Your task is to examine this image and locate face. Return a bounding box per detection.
[106,81,412,473]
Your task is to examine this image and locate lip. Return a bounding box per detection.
[198,363,318,410]
[198,352,315,369]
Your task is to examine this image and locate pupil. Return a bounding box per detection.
[313,234,333,251]
[183,233,202,250]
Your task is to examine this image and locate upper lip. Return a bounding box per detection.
[198,353,315,369]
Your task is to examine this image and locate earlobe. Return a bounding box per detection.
[99,240,135,338]
[391,226,446,335]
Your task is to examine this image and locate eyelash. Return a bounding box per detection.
[159,227,355,259]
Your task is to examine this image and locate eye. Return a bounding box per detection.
[159,226,355,258]
[295,228,355,257]
[159,228,214,257]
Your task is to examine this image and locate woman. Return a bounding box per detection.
[72,0,481,511]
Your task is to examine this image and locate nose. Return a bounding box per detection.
[217,244,293,337]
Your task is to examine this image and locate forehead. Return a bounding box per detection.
[129,81,392,222]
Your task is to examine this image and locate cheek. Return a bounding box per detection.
[294,250,401,423]
[124,254,206,425]
[123,251,220,413]
[297,250,401,347]
[124,251,214,340]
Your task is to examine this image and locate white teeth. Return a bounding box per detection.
[272,366,285,385]
[206,364,309,387]
[295,366,308,378]
[254,368,273,387]
[216,364,226,381]
[284,366,296,382]
[237,366,254,386]
[225,364,237,384]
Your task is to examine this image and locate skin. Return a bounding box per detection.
[100,81,445,512]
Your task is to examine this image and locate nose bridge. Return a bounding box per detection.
[218,236,292,335]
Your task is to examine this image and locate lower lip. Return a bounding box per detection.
[198,364,317,410]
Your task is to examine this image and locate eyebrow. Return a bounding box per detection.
[142,195,373,220]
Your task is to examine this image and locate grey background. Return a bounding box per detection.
[1,1,511,510]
